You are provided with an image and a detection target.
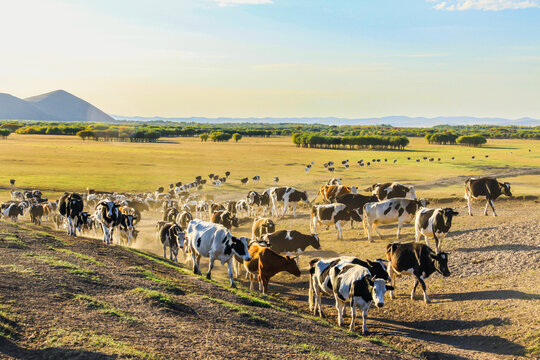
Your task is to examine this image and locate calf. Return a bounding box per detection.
[330,264,393,334]
[367,182,416,201]
[310,204,362,240]
[309,257,390,318]
[211,210,239,230]
[386,242,450,303]
[251,217,275,240]
[76,212,94,235]
[159,222,185,262]
[244,243,301,293]
[29,204,44,225]
[415,208,459,252]
[464,177,512,216]
[187,219,251,287]
[263,230,321,264]
[363,198,429,242]
[270,187,309,217]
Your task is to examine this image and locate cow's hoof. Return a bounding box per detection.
[362,329,370,335]
[206,274,211,280]
[230,283,237,289]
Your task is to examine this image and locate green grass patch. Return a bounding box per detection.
[131,288,182,311]
[136,267,186,295]
[58,249,105,267]
[74,294,137,323]
[0,304,18,339]
[292,343,349,360]
[47,329,161,359]
[199,295,268,323]
[25,253,99,281]
[0,264,37,276]
[0,230,28,249]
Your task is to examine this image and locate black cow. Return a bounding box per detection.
[386,242,450,303]
[415,207,459,252]
[59,193,84,236]
[366,182,416,200]
[464,177,512,216]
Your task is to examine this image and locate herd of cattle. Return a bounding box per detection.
[0,175,512,334]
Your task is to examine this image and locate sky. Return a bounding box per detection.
[0,0,539,118]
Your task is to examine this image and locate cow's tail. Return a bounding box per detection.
[464,178,471,199]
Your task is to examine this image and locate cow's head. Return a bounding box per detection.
[417,198,430,208]
[349,186,358,195]
[231,236,251,261]
[430,252,451,277]
[247,191,257,205]
[365,183,380,193]
[173,226,186,249]
[367,259,391,282]
[500,182,512,197]
[367,277,394,308]
[284,255,302,277]
[262,219,276,233]
[310,234,322,250]
[441,208,459,227]
[406,186,417,200]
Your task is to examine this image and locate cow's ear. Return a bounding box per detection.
[385,285,394,291]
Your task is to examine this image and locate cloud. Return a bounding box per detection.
[429,0,540,10]
[213,0,273,6]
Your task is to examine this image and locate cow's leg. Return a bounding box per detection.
[396,220,403,240]
[419,276,430,303]
[316,286,325,318]
[227,260,236,288]
[349,300,357,332]
[467,195,473,216]
[388,263,396,299]
[489,200,497,216]
[192,251,200,274]
[433,233,440,253]
[363,216,372,242]
[335,221,342,240]
[484,200,490,216]
[207,253,215,280]
[261,274,269,294]
[295,255,299,267]
[350,219,354,229]
[249,273,254,290]
[411,278,419,300]
[292,204,298,217]
[373,224,383,239]
[415,226,420,243]
[335,297,344,327]
[361,306,369,335]
[281,200,288,217]
[310,216,315,233]
[163,244,167,258]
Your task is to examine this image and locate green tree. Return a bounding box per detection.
[199,133,209,142]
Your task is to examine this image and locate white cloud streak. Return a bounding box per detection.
[213,0,273,6]
[429,0,540,10]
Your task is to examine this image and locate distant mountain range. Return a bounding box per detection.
[111,115,540,127]
[1,89,538,126]
[0,90,114,122]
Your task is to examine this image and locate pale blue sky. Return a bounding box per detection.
[1,0,539,118]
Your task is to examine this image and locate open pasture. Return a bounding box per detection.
[1,133,539,359]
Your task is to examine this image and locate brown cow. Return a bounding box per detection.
[244,243,301,294]
[211,210,239,230]
[317,185,358,203]
[251,217,276,240]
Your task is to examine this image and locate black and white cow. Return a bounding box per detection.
[270,187,309,217]
[464,177,512,216]
[327,178,341,185]
[247,190,271,216]
[94,200,121,245]
[59,193,84,236]
[159,222,185,262]
[252,176,260,184]
[186,219,251,287]
[367,182,416,201]
[235,200,250,217]
[1,203,24,222]
[262,230,321,264]
[176,211,193,230]
[309,257,390,318]
[363,198,429,242]
[310,204,362,240]
[76,212,95,236]
[119,214,137,246]
[415,207,459,252]
[386,242,450,303]
[29,204,44,225]
[329,263,393,334]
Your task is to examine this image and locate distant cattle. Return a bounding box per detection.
[327,178,341,186]
[235,200,250,217]
[310,204,362,240]
[59,193,84,236]
[162,207,179,222]
[210,210,239,230]
[225,171,231,178]
[187,220,251,287]
[244,243,301,294]
[270,187,309,217]
[159,222,185,262]
[251,217,275,240]
[363,198,429,242]
[273,176,279,184]
[367,182,416,201]
[240,177,249,185]
[415,208,459,252]
[252,176,260,183]
[464,177,512,216]
[386,242,450,303]
[263,230,321,264]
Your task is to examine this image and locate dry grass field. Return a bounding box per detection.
[1,133,539,359]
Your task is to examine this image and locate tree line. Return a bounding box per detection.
[292,133,410,150]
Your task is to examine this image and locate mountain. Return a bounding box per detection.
[24,90,115,123]
[0,93,60,121]
[111,115,540,127]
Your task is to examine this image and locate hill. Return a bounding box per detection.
[0,93,59,121]
[24,90,115,123]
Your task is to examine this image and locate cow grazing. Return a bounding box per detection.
[367,182,416,201]
[1,203,24,222]
[273,176,279,184]
[309,257,390,318]
[244,243,301,294]
[363,198,429,242]
[270,187,309,217]
[59,193,84,236]
[176,211,193,229]
[94,200,121,245]
[29,204,44,225]
[415,208,459,252]
[159,222,185,261]
[386,242,450,303]
[464,177,512,216]
[251,217,276,240]
[240,177,249,185]
[235,200,250,217]
[187,220,251,287]
[247,190,271,216]
[328,167,335,172]
[252,176,260,183]
[263,230,321,264]
[330,264,393,334]
[310,204,362,240]
[317,185,358,203]
[225,171,231,178]
[211,210,239,230]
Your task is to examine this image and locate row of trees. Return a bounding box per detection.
[456,135,488,147]
[76,129,161,142]
[292,133,410,150]
[200,132,243,142]
[425,132,458,145]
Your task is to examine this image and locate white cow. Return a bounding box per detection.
[186,219,251,287]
